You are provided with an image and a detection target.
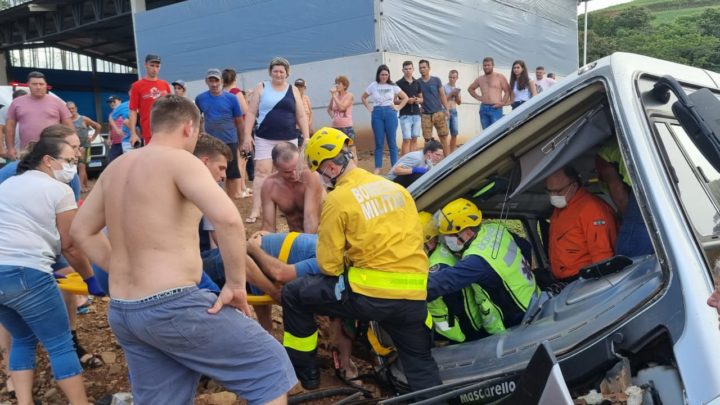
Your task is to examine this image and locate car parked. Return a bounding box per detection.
[373,53,720,405]
[86,132,109,175]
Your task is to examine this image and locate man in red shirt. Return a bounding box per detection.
[546,167,618,282]
[129,54,172,146]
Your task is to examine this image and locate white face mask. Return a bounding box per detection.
[444,234,467,252]
[53,161,77,183]
[549,195,567,209]
[549,182,574,209]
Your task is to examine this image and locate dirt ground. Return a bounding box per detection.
[0,152,399,405]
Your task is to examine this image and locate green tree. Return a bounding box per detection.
[611,7,653,34]
[695,8,720,38]
[580,5,720,71]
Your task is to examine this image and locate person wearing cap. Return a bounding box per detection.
[195,68,244,200]
[427,198,539,330]
[242,57,310,224]
[128,54,172,146]
[294,78,313,137]
[171,80,187,98]
[281,127,441,392]
[106,95,128,162]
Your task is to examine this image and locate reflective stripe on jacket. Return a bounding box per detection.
[317,168,428,300]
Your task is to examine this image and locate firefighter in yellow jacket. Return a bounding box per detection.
[282,127,441,391]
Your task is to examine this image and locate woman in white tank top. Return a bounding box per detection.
[509,60,538,110]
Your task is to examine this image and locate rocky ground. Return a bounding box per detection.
[0,152,399,405]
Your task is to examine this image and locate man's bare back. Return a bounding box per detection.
[73,132,250,309]
[95,146,208,298]
[261,168,324,233]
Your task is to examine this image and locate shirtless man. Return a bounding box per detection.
[468,57,512,129]
[261,142,324,233]
[70,95,295,404]
[444,70,463,153]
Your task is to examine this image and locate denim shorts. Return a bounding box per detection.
[109,286,296,404]
[399,115,422,140]
[335,126,356,141]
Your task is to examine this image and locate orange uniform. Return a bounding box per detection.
[549,187,618,280]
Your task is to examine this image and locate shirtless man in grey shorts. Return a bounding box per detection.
[261,142,324,233]
[71,95,296,404]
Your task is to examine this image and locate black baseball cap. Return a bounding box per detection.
[145,54,161,63]
[106,95,121,103]
[294,78,306,87]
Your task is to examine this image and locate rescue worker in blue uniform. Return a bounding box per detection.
[427,198,539,329]
[423,211,506,343]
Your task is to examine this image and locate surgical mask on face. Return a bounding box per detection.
[549,195,567,209]
[53,162,77,183]
[548,182,574,209]
[444,234,467,252]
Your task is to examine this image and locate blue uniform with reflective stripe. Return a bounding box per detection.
[427,232,532,328]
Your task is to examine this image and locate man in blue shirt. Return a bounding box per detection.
[195,68,244,199]
[418,59,450,156]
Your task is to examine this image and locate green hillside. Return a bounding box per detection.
[580,0,720,71]
[595,0,720,25]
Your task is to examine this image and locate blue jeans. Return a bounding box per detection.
[479,104,503,129]
[448,109,459,136]
[371,106,399,169]
[0,266,82,380]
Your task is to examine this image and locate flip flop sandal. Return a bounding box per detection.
[76,306,92,315]
[76,296,94,315]
[80,353,104,369]
[245,216,258,224]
